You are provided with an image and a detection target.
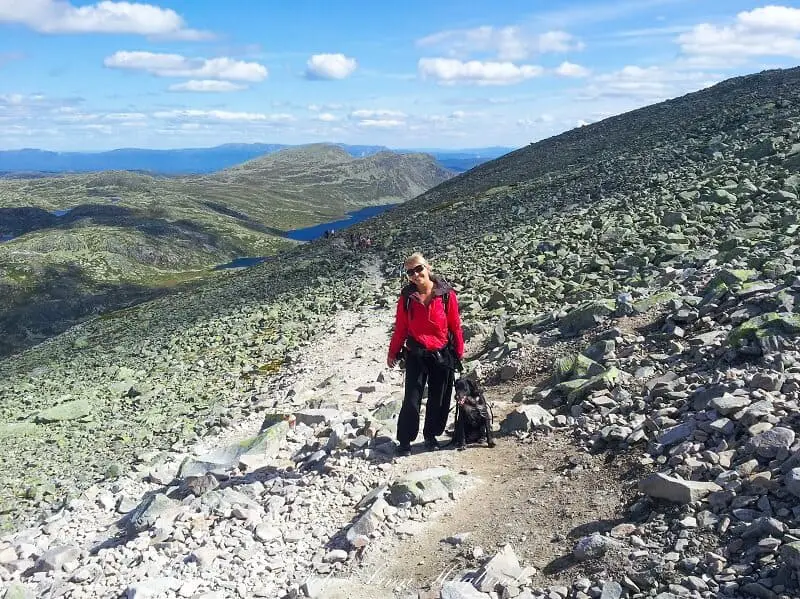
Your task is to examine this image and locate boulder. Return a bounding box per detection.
[639,473,721,504]
[473,544,533,592]
[500,405,553,432]
[179,420,289,477]
[387,468,467,506]
[558,300,615,337]
[35,399,91,423]
[126,493,181,534]
[748,427,795,458]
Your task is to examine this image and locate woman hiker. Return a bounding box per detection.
[386,253,464,456]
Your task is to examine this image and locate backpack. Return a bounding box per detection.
[400,275,459,370]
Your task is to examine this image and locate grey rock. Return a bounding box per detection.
[500,405,553,432]
[558,300,615,336]
[573,533,623,561]
[785,468,800,498]
[387,467,465,506]
[440,582,489,599]
[473,544,532,592]
[35,399,91,423]
[2,583,35,599]
[125,577,180,599]
[294,408,341,427]
[750,372,785,392]
[709,393,750,415]
[32,544,79,572]
[126,493,180,534]
[639,473,722,504]
[600,581,623,599]
[179,420,289,477]
[748,427,795,458]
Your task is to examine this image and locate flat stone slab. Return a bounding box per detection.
[35,399,91,423]
[639,473,721,504]
[387,467,468,506]
[500,405,553,432]
[473,543,534,592]
[179,420,289,478]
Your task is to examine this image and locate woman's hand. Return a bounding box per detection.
[387,356,397,368]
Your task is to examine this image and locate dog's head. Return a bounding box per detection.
[455,377,480,403]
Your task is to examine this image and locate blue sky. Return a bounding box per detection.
[1,0,799,151]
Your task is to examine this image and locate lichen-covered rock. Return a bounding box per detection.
[558,299,615,336]
[35,399,91,423]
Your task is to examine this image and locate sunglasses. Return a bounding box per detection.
[405,264,425,277]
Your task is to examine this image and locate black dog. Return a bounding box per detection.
[452,378,495,450]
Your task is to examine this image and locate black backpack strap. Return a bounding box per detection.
[403,288,449,316]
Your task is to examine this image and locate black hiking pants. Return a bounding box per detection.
[397,351,454,446]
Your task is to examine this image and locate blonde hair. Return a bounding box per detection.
[404,252,429,269]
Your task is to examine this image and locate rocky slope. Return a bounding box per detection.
[1,66,800,598]
[0,145,452,357]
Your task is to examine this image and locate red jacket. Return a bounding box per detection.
[388,279,464,361]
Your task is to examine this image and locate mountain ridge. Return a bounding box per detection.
[0,143,515,175]
[0,143,452,357]
[1,66,800,597]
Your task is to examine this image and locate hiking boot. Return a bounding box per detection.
[424,437,440,451]
[395,443,412,457]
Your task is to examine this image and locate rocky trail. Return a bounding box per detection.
[0,258,643,599]
[4,67,800,599]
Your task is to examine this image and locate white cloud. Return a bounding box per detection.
[679,5,800,63]
[518,114,555,127]
[350,109,407,119]
[417,26,583,60]
[555,61,590,78]
[168,80,246,92]
[356,119,405,129]
[153,109,294,123]
[315,112,339,122]
[581,65,719,101]
[737,5,800,33]
[305,53,358,80]
[418,58,544,86]
[104,51,267,82]
[102,112,147,121]
[0,0,211,39]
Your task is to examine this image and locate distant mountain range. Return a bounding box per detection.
[0,143,454,357]
[0,143,515,176]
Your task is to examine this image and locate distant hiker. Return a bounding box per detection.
[387,253,464,456]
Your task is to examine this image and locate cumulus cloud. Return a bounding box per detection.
[153,109,295,123]
[581,65,719,102]
[350,109,407,119]
[417,26,583,60]
[104,51,267,82]
[305,53,358,80]
[315,112,339,122]
[168,80,246,92]
[0,0,212,39]
[679,5,800,63]
[555,61,590,78]
[356,119,405,129]
[348,108,407,129]
[517,114,555,127]
[418,58,544,86]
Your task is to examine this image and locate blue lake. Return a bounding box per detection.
[0,234,15,243]
[214,203,396,270]
[284,203,396,241]
[51,208,72,216]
